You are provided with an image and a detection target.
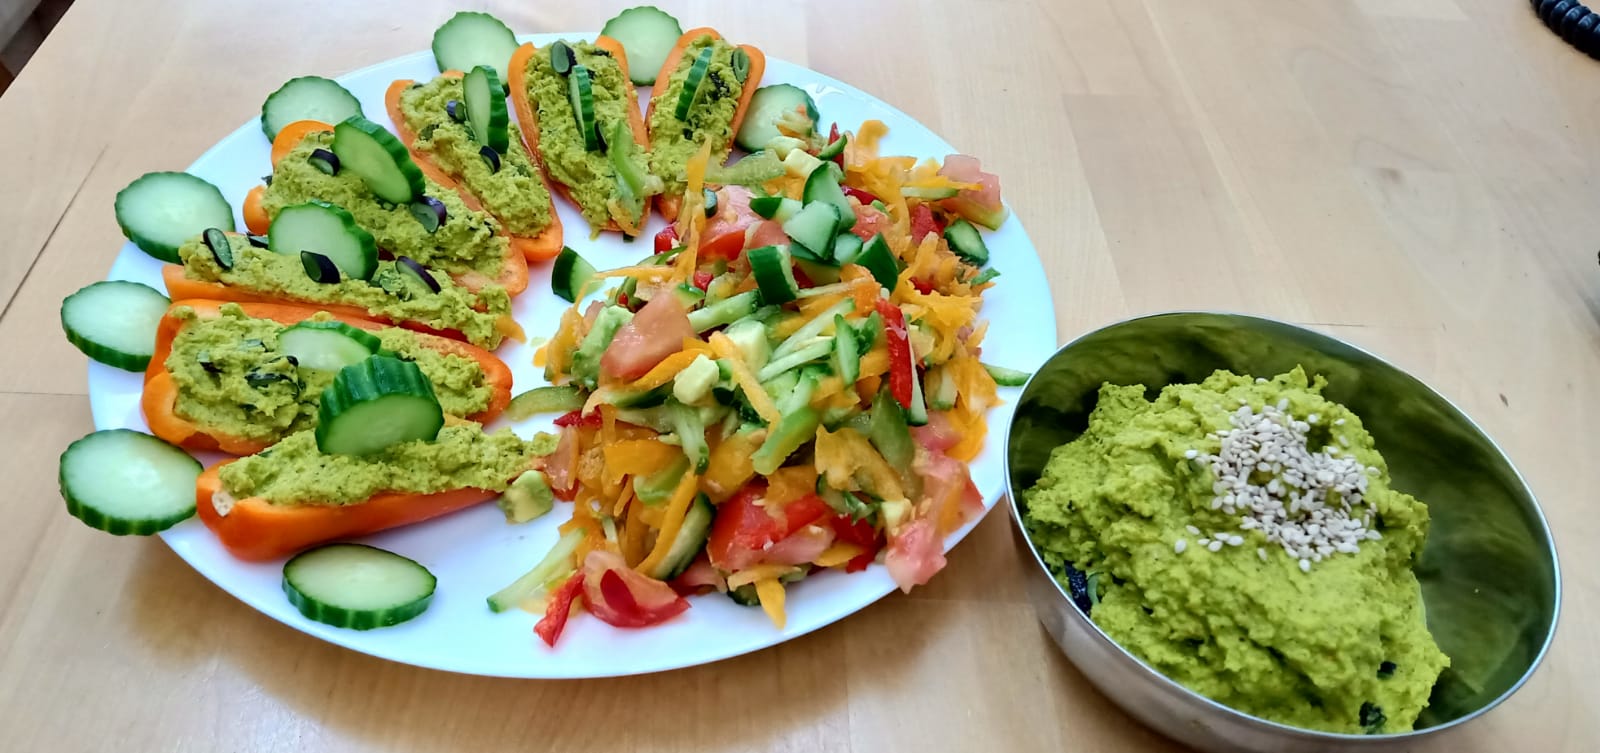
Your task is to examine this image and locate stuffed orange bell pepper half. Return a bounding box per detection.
[507,37,658,237]
[644,28,765,221]
[142,300,512,456]
[385,69,565,263]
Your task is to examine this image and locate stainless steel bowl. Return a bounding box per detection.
[1003,312,1560,753]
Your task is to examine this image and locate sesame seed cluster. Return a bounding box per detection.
[1177,396,1382,572]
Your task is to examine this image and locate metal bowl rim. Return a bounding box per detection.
[1002,309,1563,742]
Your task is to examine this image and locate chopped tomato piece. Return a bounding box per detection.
[747,219,790,250]
[909,202,943,243]
[700,186,760,261]
[842,186,878,205]
[600,293,693,380]
[885,518,947,593]
[544,426,580,498]
[534,571,585,647]
[670,555,726,595]
[938,154,1007,229]
[910,278,936,294]
[581,550,689,628]
[763,523,836,566]
[707,482,831,571]
[849,202,891,241]
[654,224,679,254]
[693,271,713,290]
[911,411,962,453]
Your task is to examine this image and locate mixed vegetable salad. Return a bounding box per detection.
[54,6,1029,648]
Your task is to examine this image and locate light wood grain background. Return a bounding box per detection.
[0,1,1594,751]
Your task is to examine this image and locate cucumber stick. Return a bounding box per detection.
[600,6,684,85]
[673,47,715,121]
[648,493,714,580]
[568,65,600,151]
[747,245,801,304]
[260,76,362,140]
[506,385,587,420]
[463,65,510,154]
[60,280,170,371]
[59,429,200,535]
[551,246,598,303]
[113,172,235,263]
[283,544,436,630]
[316,356,444,456]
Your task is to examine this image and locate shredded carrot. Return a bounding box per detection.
[603,439,681,480]
[814,543,866,568]
[798,291,851,320]
[812,376,845,402]
[710,332,781,423]
[622,489,649,566]
[859,347,890,379]
[595,265,680,283]
[754,578,787,629]
[636,473,700,574]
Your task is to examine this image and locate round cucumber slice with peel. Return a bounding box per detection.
[315,355,444,456]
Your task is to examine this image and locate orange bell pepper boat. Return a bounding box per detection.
[196,462,506,561]
[142,300,513,456]
[245,119,531,296]
[384,74,565,263]
[505,38,653,236]
[644,28,766,222]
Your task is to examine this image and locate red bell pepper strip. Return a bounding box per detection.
[910,203,943,243]
[554,409,602,429]
[534,571,586,647]
[842,185,879,205]
[693,271,713,290]
[877,299,915,409]
[827,514,883,573]
[827,123,844,168]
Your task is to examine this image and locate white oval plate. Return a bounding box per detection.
[88,33,1057,678]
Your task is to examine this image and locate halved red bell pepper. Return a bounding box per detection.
[142,299,513,456]
[195,461,505,561]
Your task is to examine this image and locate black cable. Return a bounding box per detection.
[1533,0,1600,58]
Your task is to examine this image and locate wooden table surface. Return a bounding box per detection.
[1,1,1595,750]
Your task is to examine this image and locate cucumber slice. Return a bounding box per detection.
[747,245,801,305]
[728,583,761,606]
[831,314,860,386]
[687,290,762,332]
[648,493,714,580]
[113,172,234,263]
[567,64,600,151]
[59,429,200,535]
[735,84,819,152]
[315,356,445,456]
[856,234,901,293]
[267,200,379,281]
[984,362,1032,387]
[278,321,381,372]
[332,116,425,205]
[750,195,803,222]
[431,11,519,85]
[60,280,169,371]
[802,163,855,231]
[507,385,587,420]
[601,6,684,85]
[944,218,990,266]
[260,75,362,140]
[906,362,929,426]
[283,544,436,630]
[781,201,841,258]
[462,65,510,154]
[551,246,598,303]
[673,47,715,121]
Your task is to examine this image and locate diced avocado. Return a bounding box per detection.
[766,136,810,159]
[570,305,632,389]
[672,354,720,406]
[782,148,825,178]
[497,470,555,524]
[723,319,771,371]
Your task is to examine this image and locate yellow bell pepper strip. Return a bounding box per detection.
[754,578,787,629]
[710,331,781,423]
[625,348,703,392]
[635,472,700,575]
[814,543,866,568]
[701,426,764,502]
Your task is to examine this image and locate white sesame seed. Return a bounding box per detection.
[1175,539,1188,554]
[1186,525,1201,536]
[1299,558,1312,573]
[1205,540,1222,552]
[1307,413,1319,424]
[1258,547,1268,561]
[1185,449,1199,460]
[1334,418,1346,426]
